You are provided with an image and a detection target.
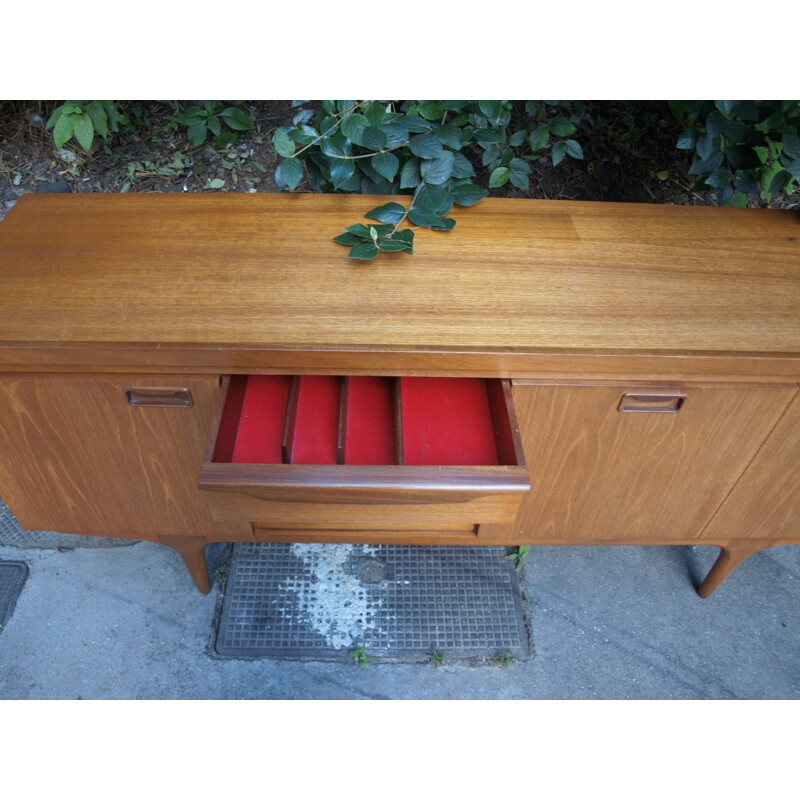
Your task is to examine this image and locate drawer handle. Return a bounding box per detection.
[618,393,684,413]
[126,388,193,407]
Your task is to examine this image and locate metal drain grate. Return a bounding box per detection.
[0,561,28,632]
[214,542,530,662]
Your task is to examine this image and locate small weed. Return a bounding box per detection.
[493,649,513,666]
[213,564,228,583]
[349,646,370,668]
[507,546,531,569]
[430,651,446,666]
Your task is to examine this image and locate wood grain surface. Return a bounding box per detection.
[701,391,800,541]
[508,381,798,542]
[1,193,799,369]
[0,375,220,537]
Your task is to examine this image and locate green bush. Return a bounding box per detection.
[174,101,253,148]
[675,100,800,205]
[272,100,585,258]
[46,101,125,152]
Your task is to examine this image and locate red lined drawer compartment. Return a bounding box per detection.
[211,375,520,467]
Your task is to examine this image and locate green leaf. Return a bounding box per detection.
[331,158,355,189]
[529,126,550,152]
[478,100,508,126]
[364,102,387,127]
[391,229,415,250]
[565,139,584,160]
[377,238,412,252]
[361,126,388,150]
[46,105,65,130]
[549,116,576,137]
[400,157,422,189]
[408,207,445,227]
[551,141,566,167]
[704,166,732,188]
[333,232,363,246]
[289,125,319,145]
[688,152,724,176]
[429,216,456,231]
[785,159,800,180]
[489,166,510,187]
[408,134,444,159]
[219,107,253,130]
[473,128,504,147]
[187,120,208,146]
[667,101,686,122]
[433,125,463,150]
[769,169,792,193]
[86,101,108,139]
[52,113,74,149]
[656,170,670,181]
[452,152,476,178]
[417,102,445,121]
[413,185,452,216]
[509,157,531,175]
[347,223,393,238]
[372,151,399,182]
[205,178,225,189]
[176,107,205,125]
[783,131,800,161]
[420,151,455,185]
[676,129,698,150]
[71,113,94,151]
[365,202,406,224]
[452,182,488,206]
[696,134,713,160]
[734,173,761,194]
[341,113,368,144]
[207,116,221,138]
[509,170,529,191]
[401,115,434,133]
[509,130,527,147]
[348,242,380,260]
[280,157,303,191]
[272,128,295,157]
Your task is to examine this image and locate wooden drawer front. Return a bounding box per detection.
[510,381,798,542]
[251,525,479,545]
[200,375,529,527]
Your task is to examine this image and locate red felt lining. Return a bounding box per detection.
[230,375,291,464]
[289,375,340,464]
[401,377,500,466]
[343,376,396,465]
[212,375,247,463]
[486,379,518,465]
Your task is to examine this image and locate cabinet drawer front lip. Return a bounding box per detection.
[199,463,530,505]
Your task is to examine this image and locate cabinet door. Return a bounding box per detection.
[510,382,797,542]
[0,375,220,538]
[701,391,800,541]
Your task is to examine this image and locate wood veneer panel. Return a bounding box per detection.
[509,382,798,542]
[0,375,220,537]
[701,391,800,541]
[2,194,799,363]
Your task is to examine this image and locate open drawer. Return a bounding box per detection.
[199,375,530,530]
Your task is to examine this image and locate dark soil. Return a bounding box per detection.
[1,100,797,219]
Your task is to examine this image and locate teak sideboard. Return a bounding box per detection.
[1,193,799,597]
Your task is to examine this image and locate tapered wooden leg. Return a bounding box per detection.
[697,542,769,598]
[158,535,211,593]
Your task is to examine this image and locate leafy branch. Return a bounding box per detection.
[270,100,588,260]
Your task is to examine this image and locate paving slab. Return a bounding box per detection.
[0,540,798,699]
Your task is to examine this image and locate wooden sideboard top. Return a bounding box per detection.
[1,192,799,375]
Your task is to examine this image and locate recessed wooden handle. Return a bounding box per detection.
[618,393,684,413]
[126,388,193,407]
